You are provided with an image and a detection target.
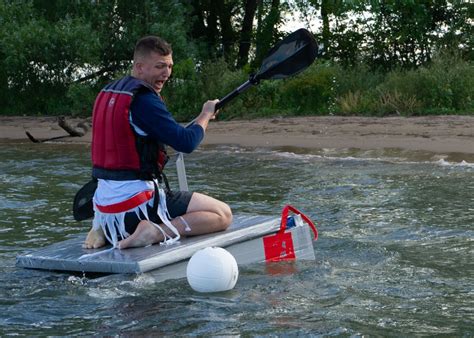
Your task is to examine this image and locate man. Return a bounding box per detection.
[83,35,232,250]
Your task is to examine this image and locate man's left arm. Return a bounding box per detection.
[131,92,205,153]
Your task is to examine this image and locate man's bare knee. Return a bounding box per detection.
[218,203,233,230]
[187,193,233,231]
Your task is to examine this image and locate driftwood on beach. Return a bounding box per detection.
[57,116,90,137]
[25,117,91,143]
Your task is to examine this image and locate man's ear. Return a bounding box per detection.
[133,61,143,75]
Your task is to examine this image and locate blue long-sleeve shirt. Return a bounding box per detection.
[130,92,204,153]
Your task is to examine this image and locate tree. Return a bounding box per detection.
[293,0,472,70]
[237,0,258,67]
[0,0,190,115]
[361,1,473,69]
[186,0,240,63]
[185,0,288,68]
[254,0,287,67]
[292,0,358,62]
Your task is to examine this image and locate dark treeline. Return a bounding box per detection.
[0,0,472,119]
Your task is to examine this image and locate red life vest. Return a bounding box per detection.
[91,76,168,180]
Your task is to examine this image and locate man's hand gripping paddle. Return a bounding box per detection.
[176,28,319,191]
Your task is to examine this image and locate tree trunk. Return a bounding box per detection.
[215,1,236,63]
[206,3,219,55]
[188,0,219,58]
[321,0,330,57]
[189,0,207,40]
[237,0,258,68]
[255,0,281,66]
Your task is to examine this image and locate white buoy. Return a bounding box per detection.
[186,247,239,293]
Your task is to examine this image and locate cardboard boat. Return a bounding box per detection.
[16,212,317,282]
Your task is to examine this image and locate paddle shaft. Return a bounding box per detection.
[215,80,254,112]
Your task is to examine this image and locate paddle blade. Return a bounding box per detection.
[255,28,318,81]
[73,178,97,221]
[215,28,318,111]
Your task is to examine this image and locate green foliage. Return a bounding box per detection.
[417,52,473,112]
[65,83,97,117]
[162,58,202,121]
[336,91,376,116]
[375,51,474,115]
[374,90,423,116]
[0,0,190,116]
[333,63,384,95]
[293,0,472,70]
[0,0,471,118]
[278,63,338,115]
[0,1,96,114]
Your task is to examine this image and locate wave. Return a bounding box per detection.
[197,144,474,168]
[261,148,474,168]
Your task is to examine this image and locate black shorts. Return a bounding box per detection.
[123,190,193,235]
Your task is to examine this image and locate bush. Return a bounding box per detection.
[374,51,474,115]
[336,90,377,115]
[66,83,98,117]
[162,58,204,122]
[165,58,288,121]
[57,49,470,120]
[278,62,338,115]
[162,52,473,119]
[418,51,473,113]
[331,63,384,115]
[375,89,422,116]
[333,63,384,96]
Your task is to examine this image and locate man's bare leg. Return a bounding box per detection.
[179,192,233,236]
[83,227,106,249]
[118,193,232,249]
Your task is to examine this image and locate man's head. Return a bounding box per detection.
[132,36,173,93]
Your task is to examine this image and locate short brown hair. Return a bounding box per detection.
[134,36,172,60]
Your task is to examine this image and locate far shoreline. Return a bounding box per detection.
[1,115,473,162]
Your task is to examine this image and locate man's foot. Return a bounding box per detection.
[118,220,163,249]
[83,228,106,249]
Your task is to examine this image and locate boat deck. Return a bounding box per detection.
[16,215,283,274]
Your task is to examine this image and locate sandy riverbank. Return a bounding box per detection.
[1,115,473,159]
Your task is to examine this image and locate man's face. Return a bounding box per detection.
[134,52,173,93]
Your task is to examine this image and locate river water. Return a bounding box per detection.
[0,142,473,336]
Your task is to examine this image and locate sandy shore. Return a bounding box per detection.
[1,115,473,159]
